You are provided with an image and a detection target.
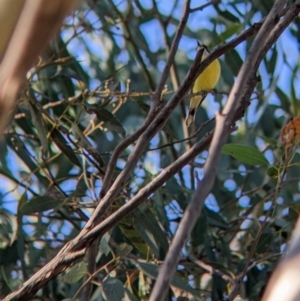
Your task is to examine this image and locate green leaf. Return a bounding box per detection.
[19,196,63,215]
[219,63,234,92]
[99,235,111,256]
[265,45,277,75]
[215,7,240,23]
[152,191,169,231]
[119,219,148,256]
[219,23,241,41]
[28,102,48,154]
[50,128,81,167]
[132,204,169,258]
[136,261,201,299]
[205,207,228,229]
[85,104,126,137]
[102,277,125,301]
[248,217,261,238]
[222,144,269,165]
[135,100,150,114]
[17,192,28,214]
[259,105,279,137]
[224,49,243,76]
[6,135,37,173]
[166,177,187,208]
[291,67,298,116]
[191,212,207,248]
[56,35,90,86]
[71,122,104,167]
[259,135,278,148]
[0,167,19,189]
[116,243,133,258]
[276,87,290,112]
[0,209,18,247]
[0,241,19,266]
[5,135,49,186]
[266,166,279,178]
[71,122,90,149]
[256,232,274,254]
[63,262,87,283]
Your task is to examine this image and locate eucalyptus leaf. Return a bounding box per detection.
[87,105,126,138]
[63,262,87,284]
[136,261,201,299]
[19,196,63,215]
[29,102,48,154]
[102,277,125,301]
[222,144,269,165]
[50,128,81,167]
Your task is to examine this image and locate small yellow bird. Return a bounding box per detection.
[186,42,221,126]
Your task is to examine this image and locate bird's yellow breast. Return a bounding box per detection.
[192,56,221,93]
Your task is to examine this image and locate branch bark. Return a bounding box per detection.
[261,216,300,301]
[3,0,293,299]
[149,0,289,300]
[2,77,254,301]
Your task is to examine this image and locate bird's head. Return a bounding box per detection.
[197,41,210,55]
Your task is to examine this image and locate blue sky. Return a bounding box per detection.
[1,0,299,217]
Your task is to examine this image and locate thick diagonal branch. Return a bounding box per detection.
[149,0,289,300]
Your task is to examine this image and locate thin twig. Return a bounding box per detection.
[189,0,220,13]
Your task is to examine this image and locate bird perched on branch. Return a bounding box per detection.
[186,42,221,127]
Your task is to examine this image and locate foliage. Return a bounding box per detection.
[1,0,300,300]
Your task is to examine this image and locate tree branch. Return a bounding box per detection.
[2,74,256,301]
[149,0,288,300]
[100,0,192,197]
[3,1,288,298]
[261,216,300,301]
